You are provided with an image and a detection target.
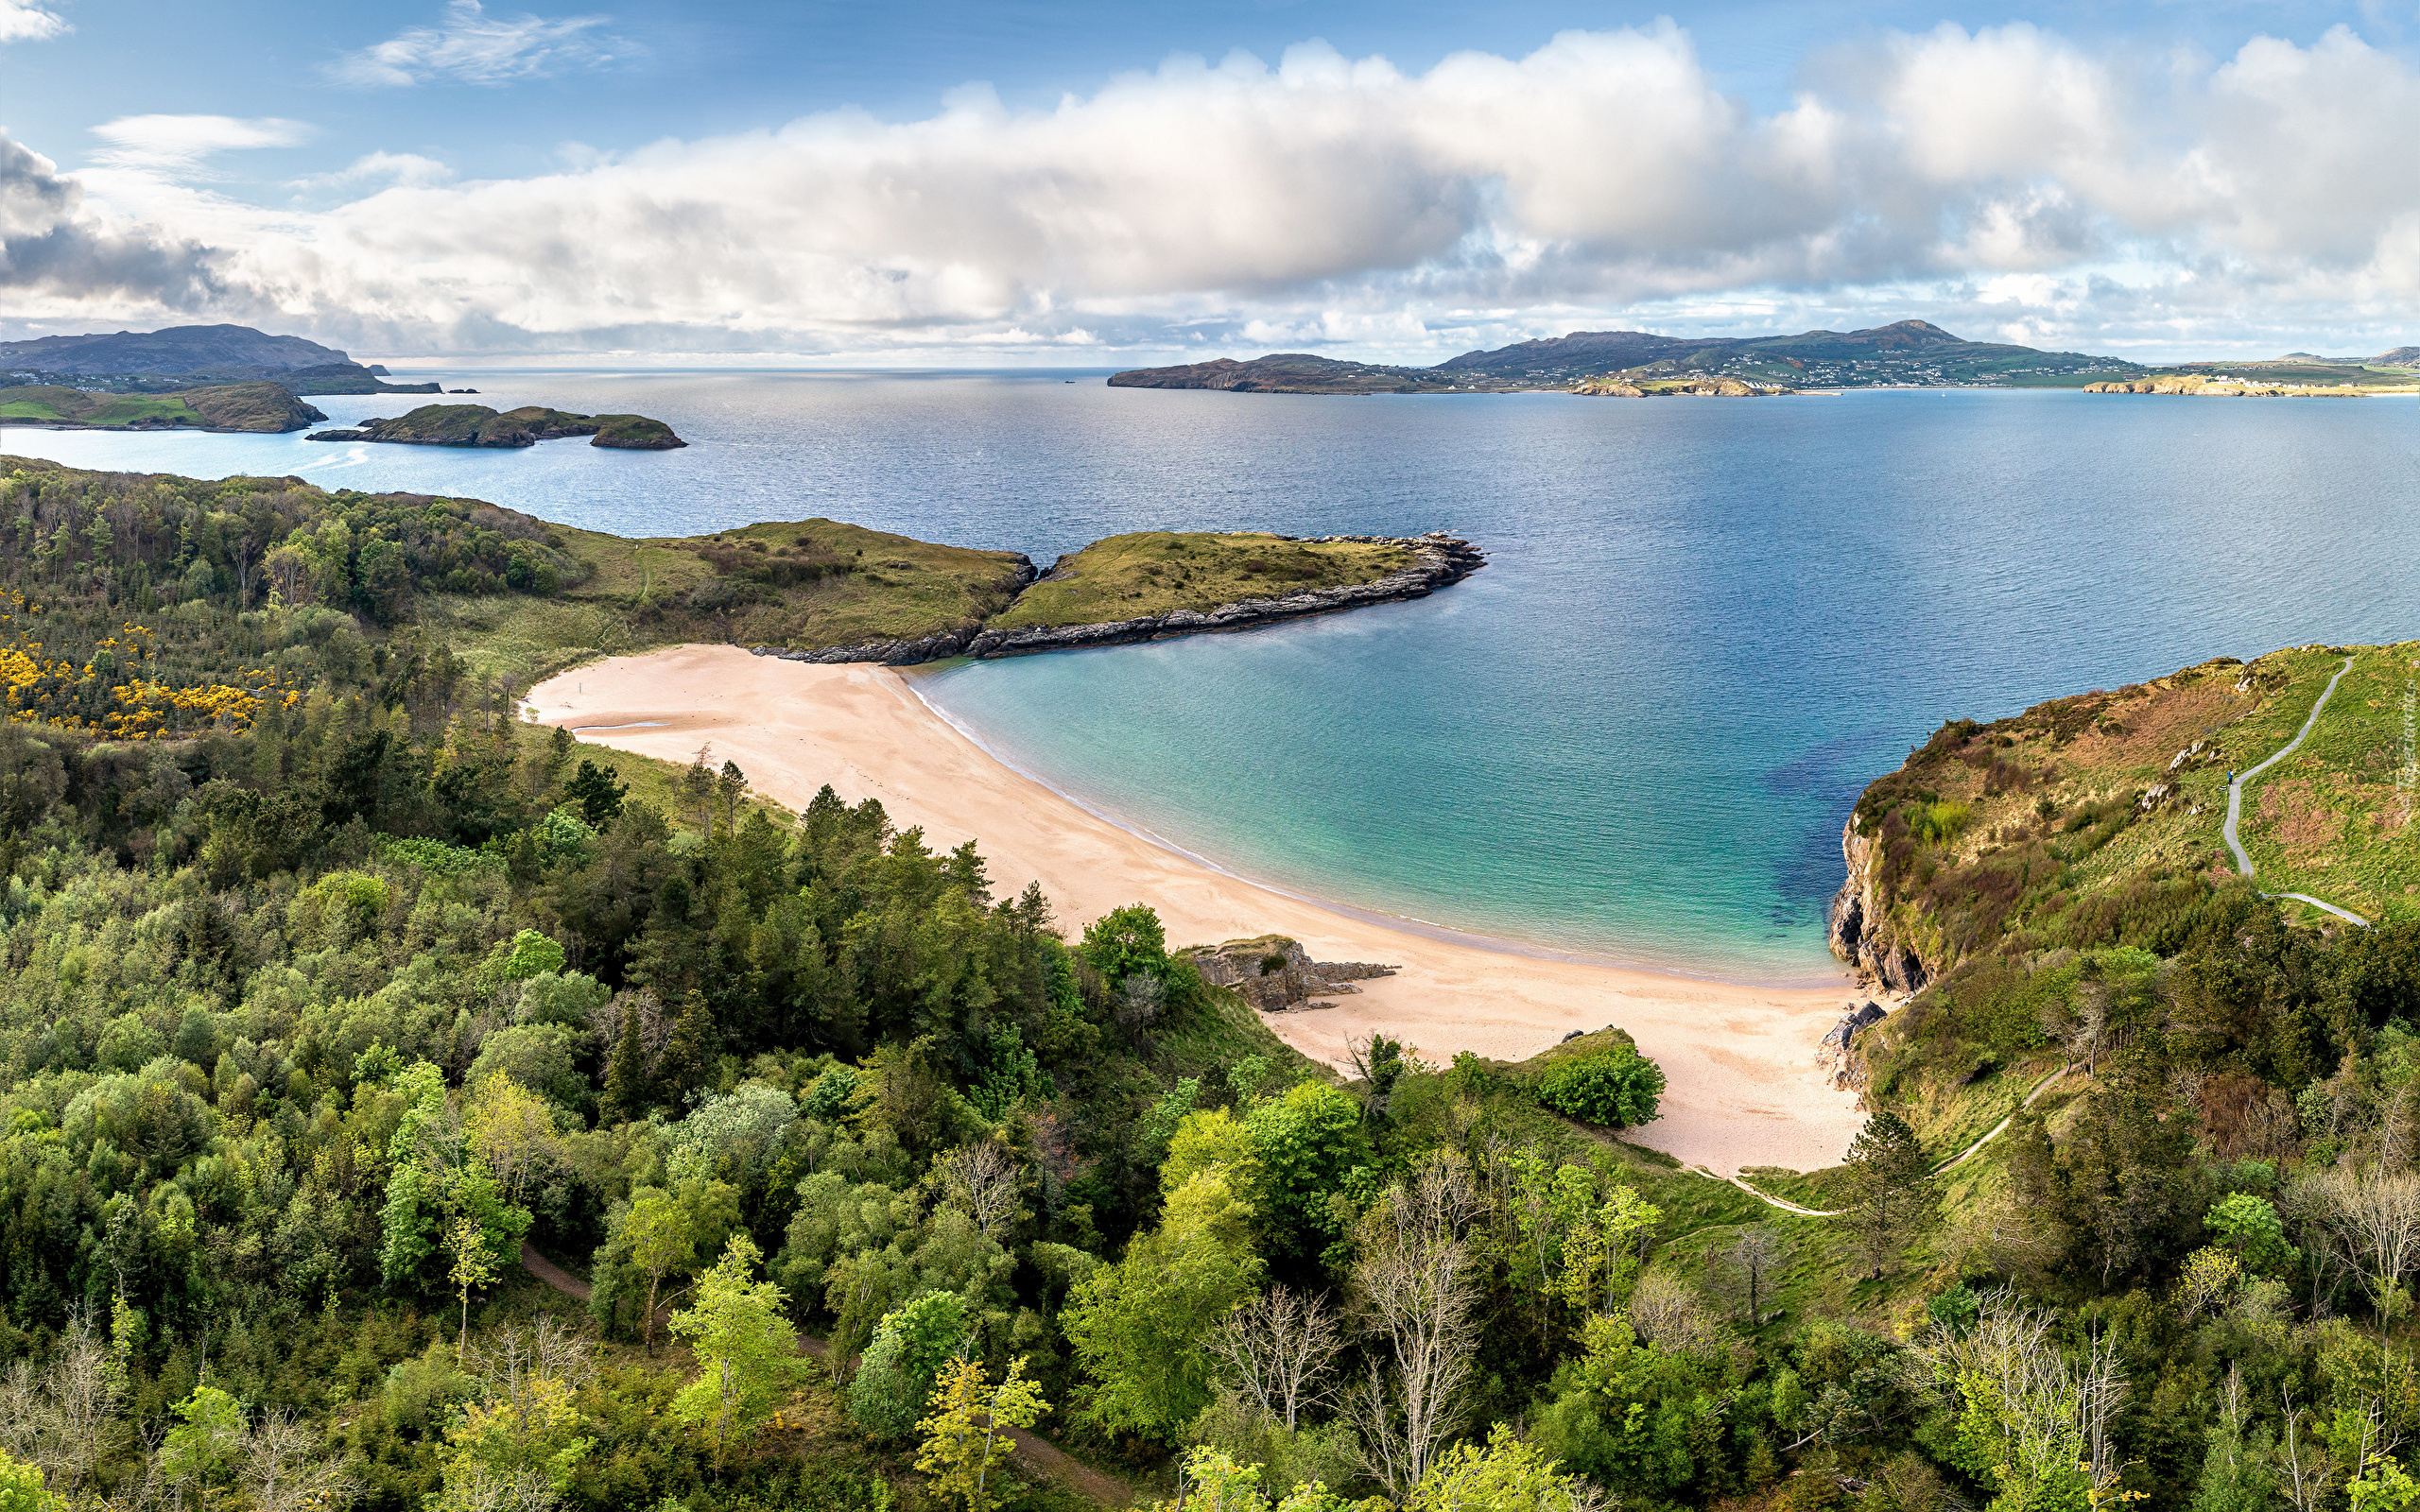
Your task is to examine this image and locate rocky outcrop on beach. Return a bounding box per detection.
[1826,816,1931,995]
[1816,1000,1889,1091]
[1185,936,1397,1011]
[962,533,1485,659]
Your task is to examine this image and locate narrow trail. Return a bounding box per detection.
[1699,1065,2074,1217]
[2224,655,2371,927]
[518,1243,1137,1507]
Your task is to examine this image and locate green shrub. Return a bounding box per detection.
[1537,1046,1666,1127]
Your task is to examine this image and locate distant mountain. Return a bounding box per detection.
[2377,346,2420,366]
[1110,319,2138,392]
[0,323,439,396]
[0,323,348,375]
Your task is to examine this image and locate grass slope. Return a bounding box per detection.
[991,531,1410,628]
[430,516,1032,684]
[1847,641,2420,989]
[0,381,320,431]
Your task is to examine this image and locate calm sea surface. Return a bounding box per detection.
[9,373,2417,978]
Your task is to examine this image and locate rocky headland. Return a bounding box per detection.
[749,532,1484,666]
[309,404,685,449]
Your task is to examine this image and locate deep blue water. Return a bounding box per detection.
[9,373,2417,977]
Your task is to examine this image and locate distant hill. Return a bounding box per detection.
[2377,346,2420,366]
[0,323,439,396]
[1110,319,2138,392]
[0,323,348,375]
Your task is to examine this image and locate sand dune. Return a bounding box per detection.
[527,644,1869,1176]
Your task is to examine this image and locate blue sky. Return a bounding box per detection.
[3,0,2417,362]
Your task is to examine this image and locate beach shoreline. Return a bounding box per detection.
[527,644,1870,1177]
[899,664,1849,992]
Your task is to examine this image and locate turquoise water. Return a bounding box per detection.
[9,375,2417,978]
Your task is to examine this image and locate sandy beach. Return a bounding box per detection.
[527,644,1869,1176]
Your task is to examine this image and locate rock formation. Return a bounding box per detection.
[1825,816,1930,995]
[1184,936,1397,1011]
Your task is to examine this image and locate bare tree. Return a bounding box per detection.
[1915,1289,2122,1506]
[2278,1386,2331,1512]
[238,1411,355,1512]
[1345,1153,1483,1499]
[468,1316,596,1436]
[1210,1286,1346,1432]
[2308,1166,2420,1316]
[932,1142,1027,1240]
[1628,1272,1728,1357]
[1710,1226,1790,1326]
[0,1314,125,1500]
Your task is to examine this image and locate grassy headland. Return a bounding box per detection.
[0,380,325,432]
[989,531,1412,628]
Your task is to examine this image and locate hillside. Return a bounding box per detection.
[1109,318,2139,393]
[0,380,326,432]
[2377,345,2420,366]
[1833,641,2419,1001]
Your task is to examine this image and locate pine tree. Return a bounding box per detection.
[601,1007,647,1124]
[659,989,717,1097]
[1843,1110,1935,1280]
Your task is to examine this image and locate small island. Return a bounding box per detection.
[0,381,327,433]
[308,404,686,450]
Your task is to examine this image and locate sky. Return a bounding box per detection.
[1,0,2417,365]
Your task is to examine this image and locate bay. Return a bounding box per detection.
[8,373,2416,978]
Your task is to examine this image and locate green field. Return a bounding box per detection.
[0,385,198,424]
[989,531,1410,628]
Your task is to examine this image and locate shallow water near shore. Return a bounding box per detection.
[12,374,2419,977]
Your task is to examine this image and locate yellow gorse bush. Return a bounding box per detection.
[4,615,292,736]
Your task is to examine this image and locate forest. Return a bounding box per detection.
[5,453,2420,1512]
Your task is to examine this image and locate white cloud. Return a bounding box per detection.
[16,21,2420,357]
[0,0,66,43]
[328,0,624,88]
[290,151,455,191]
[90,115,315,171]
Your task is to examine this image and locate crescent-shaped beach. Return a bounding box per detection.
[528,644,1869,1177]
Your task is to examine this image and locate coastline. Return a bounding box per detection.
[905,667,1847,992]
[528,644,1870,1176]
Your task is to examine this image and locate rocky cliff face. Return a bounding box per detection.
[1825,816,1930,995]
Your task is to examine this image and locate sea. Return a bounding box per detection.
[8,372,2416,981]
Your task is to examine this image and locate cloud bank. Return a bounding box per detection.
[9,20,2420,357]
